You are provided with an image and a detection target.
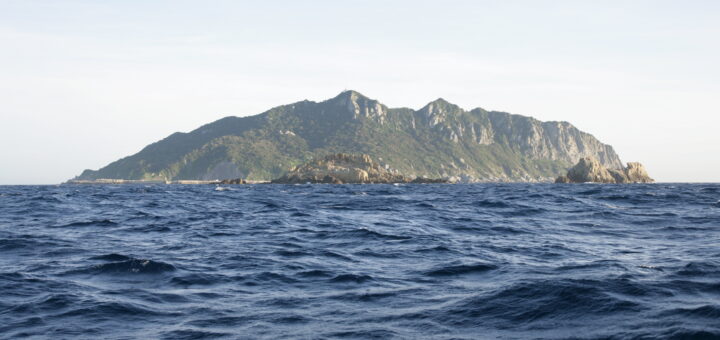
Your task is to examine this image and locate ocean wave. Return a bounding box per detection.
[673,261,720,277]
[52,219,118,228]
[439,279,643,326]
[425,262,498,277]
[659,305,720,319]
[69,258,176,275]
[169,273,231,286]
[329,273,374,284]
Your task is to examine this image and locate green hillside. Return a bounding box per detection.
[74,90,622,182]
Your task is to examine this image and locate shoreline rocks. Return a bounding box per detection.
[218,178,247,184]
[271,154,448,184]
[556,157,653,184]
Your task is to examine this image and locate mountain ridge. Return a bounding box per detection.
[75,90,623,182]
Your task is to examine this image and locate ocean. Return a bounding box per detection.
[1,183,719,339]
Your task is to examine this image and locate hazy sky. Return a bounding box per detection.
[1,0,718,184]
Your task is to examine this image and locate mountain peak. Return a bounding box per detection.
[420,97,462,116]
[324,90,387,122]
[331,90,369,102]
[431,97,451,105]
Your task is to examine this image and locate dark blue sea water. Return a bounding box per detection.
[1,183,719,339]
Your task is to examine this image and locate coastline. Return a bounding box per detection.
[65,179,270,185]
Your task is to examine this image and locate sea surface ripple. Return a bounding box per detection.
[1,183,719,339]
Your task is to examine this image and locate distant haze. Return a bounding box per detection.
[1,1,718,184]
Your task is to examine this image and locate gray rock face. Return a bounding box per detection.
[567,157,616,183]
[556,157,654,183]
[333,90,388,123]
[554,175,571,184]
[623,162,653,183]
[271,153,447,184]
[479,113,623,170]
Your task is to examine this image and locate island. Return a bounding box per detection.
[71,90,625,183]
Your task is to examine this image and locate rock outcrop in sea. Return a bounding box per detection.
[555,157,654,183]
[271,154,447,184]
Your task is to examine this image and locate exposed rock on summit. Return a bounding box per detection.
[555,157,654,184]
[271,154,447,184]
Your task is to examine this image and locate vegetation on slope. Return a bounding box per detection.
[75,90,622,182]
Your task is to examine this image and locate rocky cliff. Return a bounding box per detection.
[271,153,446,184]
[555,157,654,183]
[74,90,624,182]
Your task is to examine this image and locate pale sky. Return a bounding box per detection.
[1,0,718,184]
